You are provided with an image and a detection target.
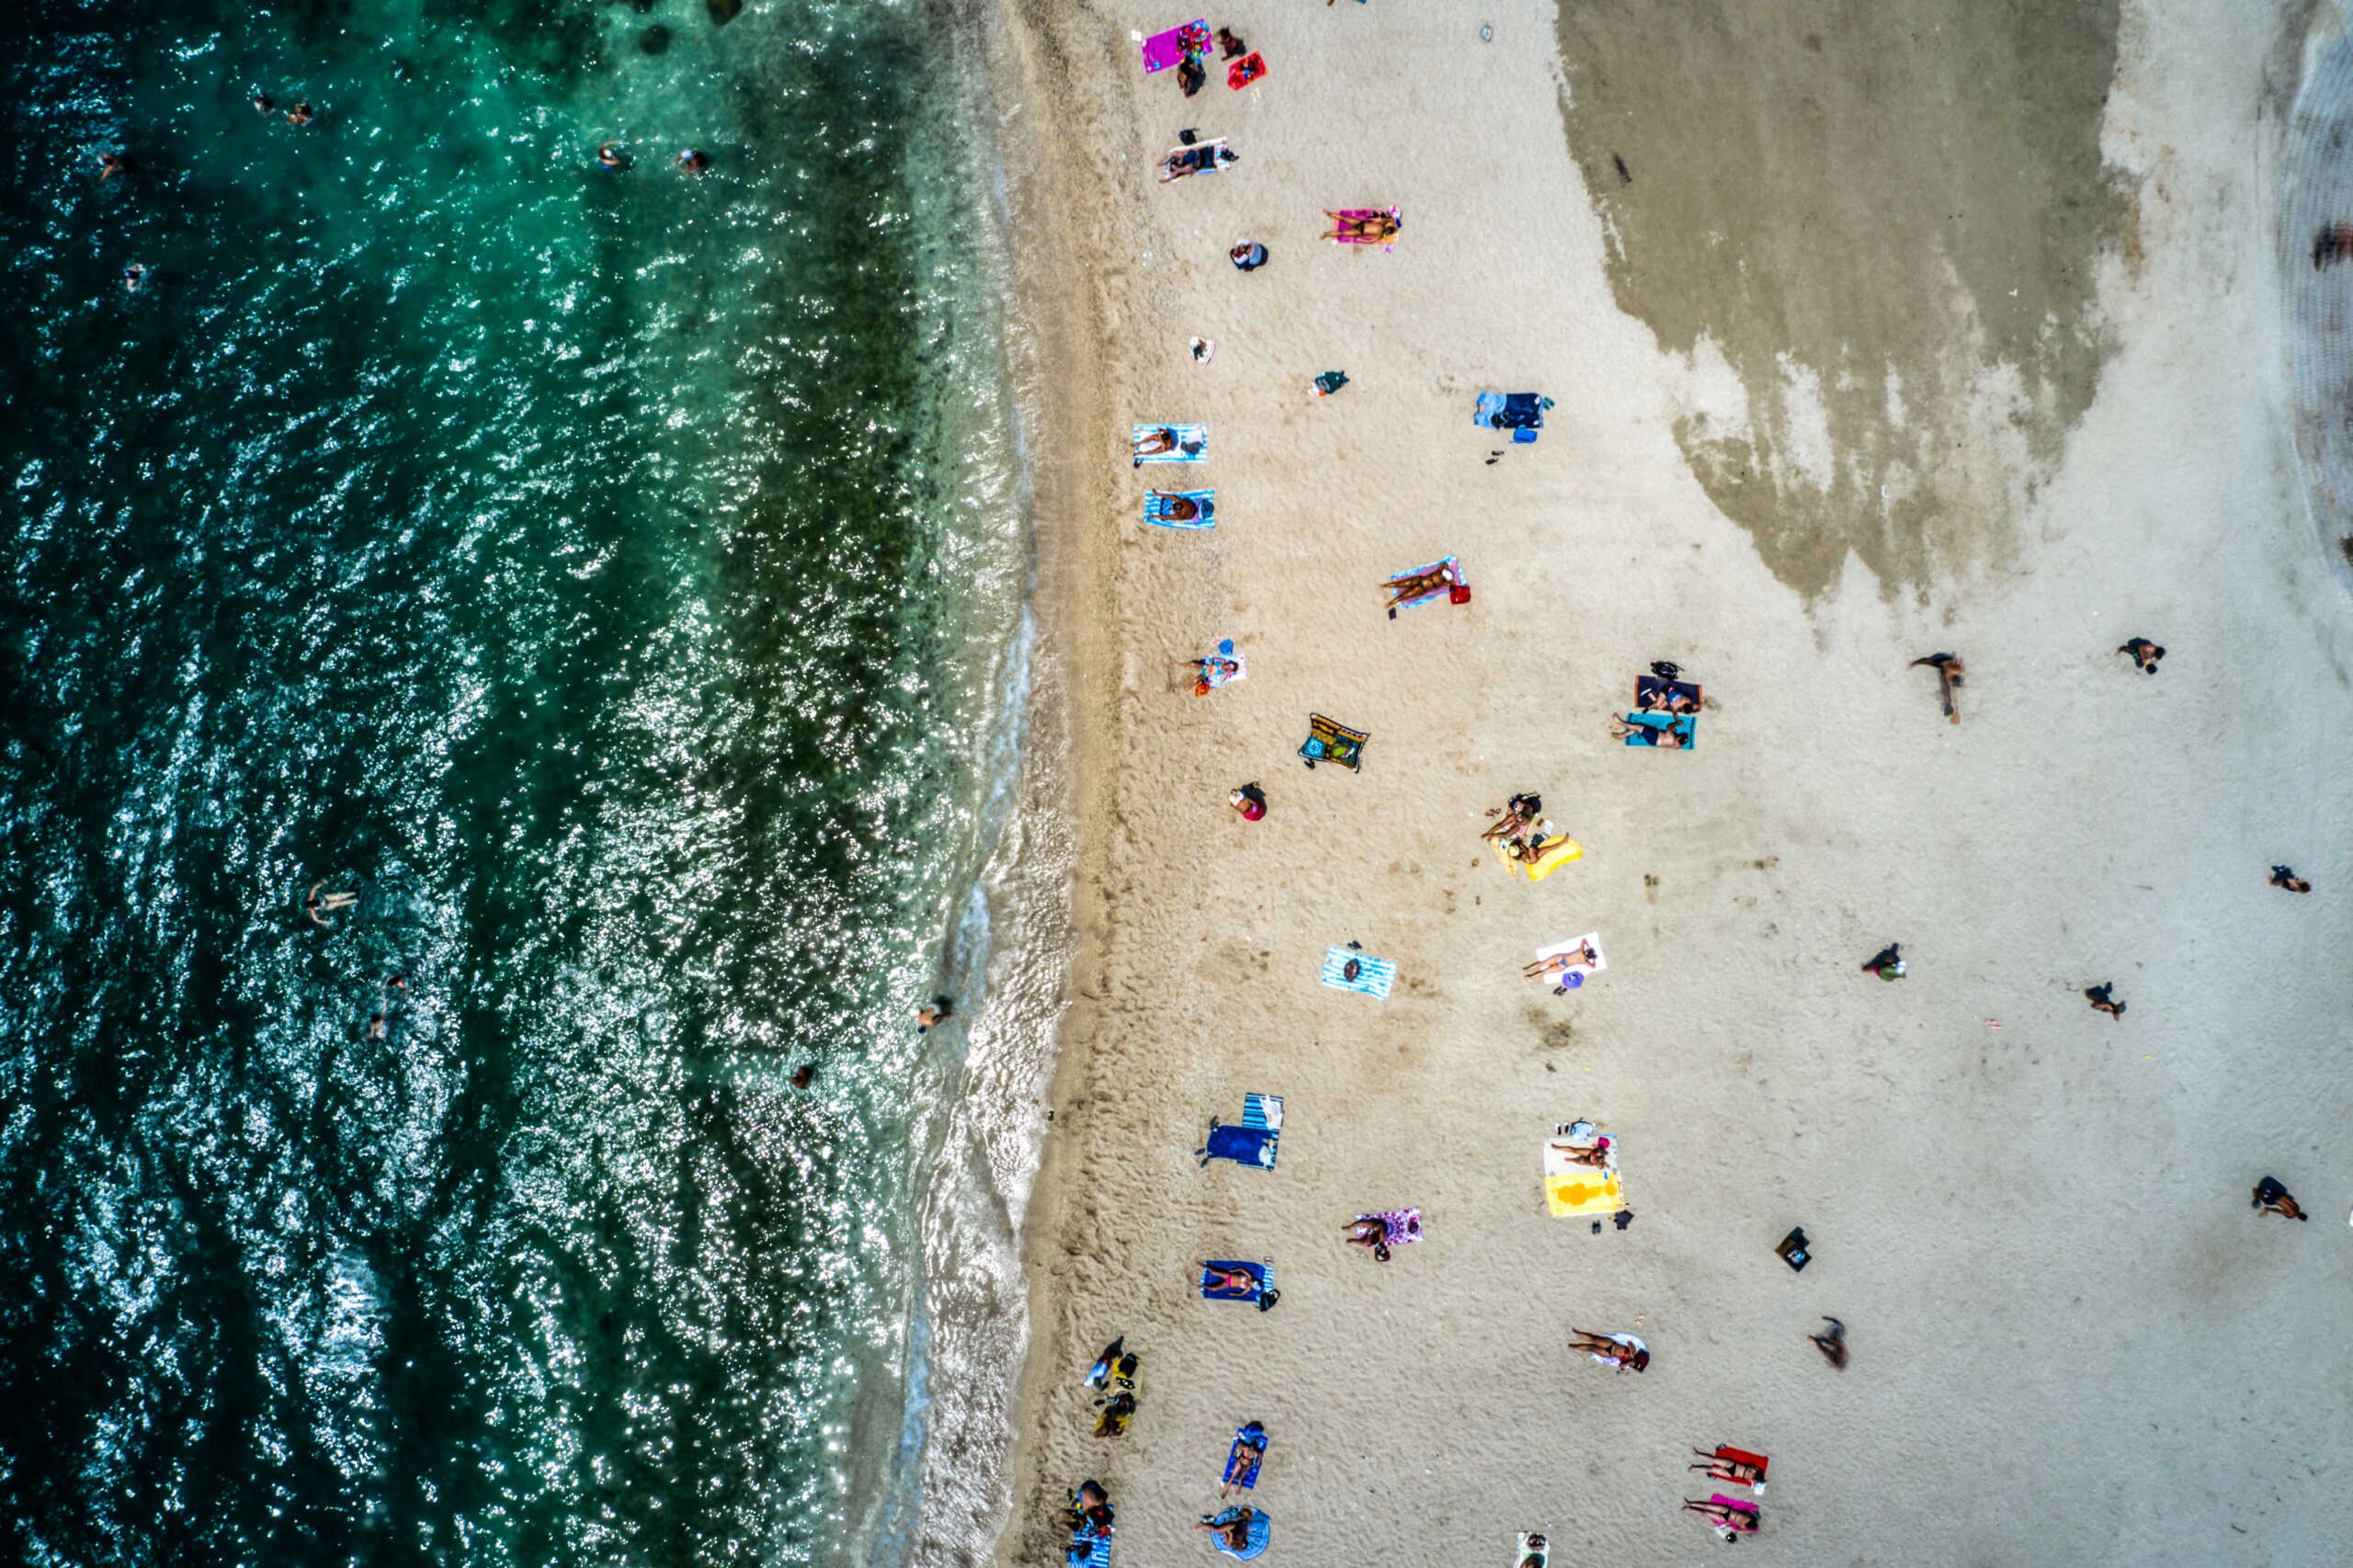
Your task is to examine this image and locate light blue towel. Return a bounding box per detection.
[1144,490,1215,530]
[1132,423,1209,463]
[1321,946,1396,999]
[1207,1507,1272,1562]
[1066,1533,1111,1568]
[1242,1093,1282,1131]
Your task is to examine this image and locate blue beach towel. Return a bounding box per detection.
[1222,1423,1267,1490]
[1066,1532,1112,1568]
[1199,1260,1276,1309]
[1620,711,1696,749]
[1144,490,1215,529]
[1205,1506,1272,1561]
[1473,391,1551,437]
[1132,423,1209,464]
[1321,946,1396,999]
[1199,1091,1283,1168]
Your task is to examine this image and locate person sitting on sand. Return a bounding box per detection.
[1807,1315,1849,1369]
[1860,943,1905,980]
[2084,983,2125,1019]
[1910,652,1965,723]
[1215,27,1248,60]
[1150,491,1203,523]
[1323,210,1398,244]
[1229,240,1267,271]
[1066,1480,1114,1542]
[1201,1264,1258,1294]
[1568,1329,1648,1373]
[1690,1449,1768,1487]
[1682,1498,1759,1533]
[1483,794,1540,845]
[2119,636,2165,674]
[1525,941,1598,981]
[1381,559,1459,610]
[2253,1176,2309,1221]
[1228,782,1266,822]
[2270,865,2312,893]
[1608,715,1687,747]
[1342,1216,1392,1262]
[1196,1505,1266,1558]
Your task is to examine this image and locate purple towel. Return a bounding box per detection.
[1142,20,1209,73]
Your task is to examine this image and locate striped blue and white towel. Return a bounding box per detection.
[1067,1532,1112,1568]
[1133,422,1209,464]
[1243,1093,1283,1131]
[1320,947,1395,999]
[1144,490,1216,529]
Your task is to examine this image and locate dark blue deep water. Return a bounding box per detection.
[0,3,1029,1563]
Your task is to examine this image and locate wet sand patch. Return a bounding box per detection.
[1557,0,2127,597]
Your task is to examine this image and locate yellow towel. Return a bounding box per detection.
[1545,1168,1624,1218]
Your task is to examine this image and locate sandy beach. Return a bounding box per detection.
[978,1,2353,1562]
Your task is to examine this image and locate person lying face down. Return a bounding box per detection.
[1682,1498,1758,1533]
[1200,1263,1256,1293]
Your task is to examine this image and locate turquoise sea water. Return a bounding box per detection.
[0,3,1034,1563]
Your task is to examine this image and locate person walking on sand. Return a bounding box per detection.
[2084,983,2126,1019]
[1860,943,1905,980]
[1910,653,1964,723]
[2271,865,2312,893]
[2119,637,2165,674]
[2253,1176,2309,1221]
[1806,1315,1849,1369]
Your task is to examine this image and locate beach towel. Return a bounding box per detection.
[1159,141,1236,182]
[1620,710,1696,749]
[1298,712,1368,770]
[1384,555,1463,613]
[1192,639,1246,695]
[1516,1532,1550,1568]
[1067,1531,1113,1568]
[1321,945,1395,999]
[1205,1506,1271,1562]
[1474,392,1552,443]
[1532,933,1607,991]
[1598,1331,1648,1366]
[1544,1129,1625,1218]
[1199,1260,1276,1309]
[1711,1446,1769,1494]
[1227,51,1266,89]
[1133,422,1208,464]
[1223,1423,1267,1490]
[1328,206,1402,251]
[1140,19,1209,73]
[1144,490,1215,529]
[1358,1207,1423,1246]
[1312,369,1349,398]
[1200,1119,1277,1169]
[1635,674,1702,713]
[1710,1494,1760,1531]
[1523,833,1583,882]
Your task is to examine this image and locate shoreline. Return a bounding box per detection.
[981,3,2353,1566]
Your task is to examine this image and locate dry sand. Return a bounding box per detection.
[974,0,2353,1563]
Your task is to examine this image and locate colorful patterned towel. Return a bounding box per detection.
[1297,712,1368,770]
[1384,555,1462,613]
[1359,1208,1423,1245]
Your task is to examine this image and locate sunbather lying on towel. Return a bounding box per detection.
[1483,792,1541,845]
[1342,1216,1393,1262]
[1381,559,1459,608]
[1690,1450,1767,1487]
[1548,1138,1610,1168]
[1637,682,1700,715]
[1683,1499,1758,1533]
[1525,941,1598,980]
[1134,426,1180,460]
[1150,490,1206,524]
[1569,1329,1649,1372]
[1323,210,1399,244]
[1201,1264,1258,1294]
[1609,715,1687,747]
[1162,142,1236,181]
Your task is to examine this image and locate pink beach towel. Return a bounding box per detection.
[1329,207,1402,251]
[1142,20,1211,74]
[1710,1495,1759,1530]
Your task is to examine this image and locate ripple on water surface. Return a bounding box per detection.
[0,3,1028,1564]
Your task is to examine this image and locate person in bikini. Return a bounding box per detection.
[1567,1329,1648,1372]
[1689,1450,1767,1487]
[2270,865,2312,893]
[1322,210,1398,244]
[1682,1498,1758,1533]
[1342,1216,1392,1261]
[1609,715,1687,747]
[1525,941,1598,981]
[1381,559,1458,610]
[1201,1263,1258,1294]
[1549,1138,1610,1168]
[1133,426,1179,462]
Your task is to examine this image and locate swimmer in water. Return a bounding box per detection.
[915,995,953,1033]
[598,142,627,169]
[366,1013,388,1042]
[98,152,129,180]
[253,93,275,114]
[304,882,359,926]
[676,148,710,173]
[121,265,146,293]
[287,100,313,126]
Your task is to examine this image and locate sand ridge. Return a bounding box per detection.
[981,2,2353,1564]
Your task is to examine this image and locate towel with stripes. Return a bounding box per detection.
[1321,946,1395,999]
[1144,489,1215,529]
[1066,1531,1112,1568]
[1133,423,1209,464]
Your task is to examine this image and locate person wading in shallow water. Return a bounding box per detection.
[915,996,953,1033]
